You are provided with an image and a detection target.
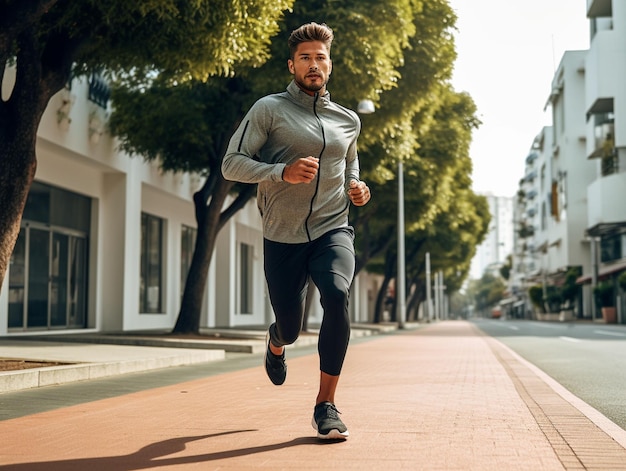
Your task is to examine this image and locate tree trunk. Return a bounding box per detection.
[0,137,38,290]
[173,206,218,333]
[1,13,74,290]
[373,273,392,324]
[406,279,425,321]
[173,174,255,334]
[373,249,397,323]
[174,175,228,333]
[0,79,56,290]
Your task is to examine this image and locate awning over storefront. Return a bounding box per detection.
[499,297,517,306]
[576,259,626,284]
[585,221,626,238]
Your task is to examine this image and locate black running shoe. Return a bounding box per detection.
[311,401,349,440]
[264,332,286,385]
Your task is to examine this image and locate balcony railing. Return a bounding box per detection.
[88,72,111,109]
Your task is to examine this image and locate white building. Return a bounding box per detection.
[511,128,551,295]
[469,193,514,279]
[580,0,626,319]
[512,0,626,320]
[544,50,596,316]
[0,72,378,335]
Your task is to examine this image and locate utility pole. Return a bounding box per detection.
[426,252,432,321]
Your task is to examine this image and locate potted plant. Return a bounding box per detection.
[528,285,545,319]
[594,281,616,323]
[618,271,626,292]
[545,285,562,314]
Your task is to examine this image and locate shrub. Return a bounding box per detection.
[561,267,581,309]
[528,285,545,313]
[618,271,626,292]
[594,281,615,308]
[545,285,562,312]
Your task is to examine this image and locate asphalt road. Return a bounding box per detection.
[472,318,626,431]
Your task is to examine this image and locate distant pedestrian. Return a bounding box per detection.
[222,22,371,440]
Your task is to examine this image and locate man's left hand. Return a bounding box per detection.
[348,180,371,207]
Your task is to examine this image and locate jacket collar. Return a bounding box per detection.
[287,80,331,107]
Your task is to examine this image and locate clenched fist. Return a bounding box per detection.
[348,179,371,206]
[283,156,319,184]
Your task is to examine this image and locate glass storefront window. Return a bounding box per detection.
[24,181,90,232]
[9,181,90,331]
[8,230,26,328]
[140,213,164,313]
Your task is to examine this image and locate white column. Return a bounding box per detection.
[591,236,600,321]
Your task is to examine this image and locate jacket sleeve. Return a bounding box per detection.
[344,115,361,189]
[221,99,286,184]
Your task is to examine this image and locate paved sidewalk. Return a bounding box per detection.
[0,339,226,392]
[0,324,390,393]
[1,321,626,470]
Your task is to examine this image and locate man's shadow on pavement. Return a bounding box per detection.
[0,429,344,470]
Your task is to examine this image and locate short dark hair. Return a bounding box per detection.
[288,22,334,59]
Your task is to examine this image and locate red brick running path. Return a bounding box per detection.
[1,321,626,470]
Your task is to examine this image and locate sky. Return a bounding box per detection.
[448,0,590,197]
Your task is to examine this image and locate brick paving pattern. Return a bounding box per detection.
[1,321,625,470]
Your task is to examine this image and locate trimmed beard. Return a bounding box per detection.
[296,76,329,94]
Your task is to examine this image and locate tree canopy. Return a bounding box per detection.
[0,0,294,289]
[1,0,491,330]
[107,0,485,330]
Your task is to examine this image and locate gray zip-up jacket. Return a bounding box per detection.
[221,80,361,244]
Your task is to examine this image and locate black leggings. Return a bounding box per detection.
[264,227,355,376]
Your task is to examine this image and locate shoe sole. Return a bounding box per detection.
[311,418,349,440]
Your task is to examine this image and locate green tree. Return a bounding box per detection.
[500,255,512,281]
[324,0,474,322]
[408,190,490,319]
[109,77,261,333]
[110,0,459,332]
[468,273,506,316]
[0,0,293,290]
[351,0,461,270]
[560,267,581,309]
[355,83,488,321]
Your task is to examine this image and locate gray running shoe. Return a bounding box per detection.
[311,401,349,440]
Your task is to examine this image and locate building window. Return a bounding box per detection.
[10,181,90,331]
[239,242,254,314]
[140,213,164,313]
[557,89,565,135]
[550,181,560,222]
[180,225,197,301]
[600,234,622,263]
[601,152,618,176]
[8,230,26,328]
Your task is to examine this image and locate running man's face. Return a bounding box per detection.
[288,41,332,96]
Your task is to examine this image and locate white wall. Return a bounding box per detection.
[1,69,382,334]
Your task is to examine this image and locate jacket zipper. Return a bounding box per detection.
[304,92,326,241]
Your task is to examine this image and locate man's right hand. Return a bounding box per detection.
[282,156,319,184]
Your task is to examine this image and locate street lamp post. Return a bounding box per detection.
[397,159,406,328]
[357,99,405,328]
[426,252,432,321]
